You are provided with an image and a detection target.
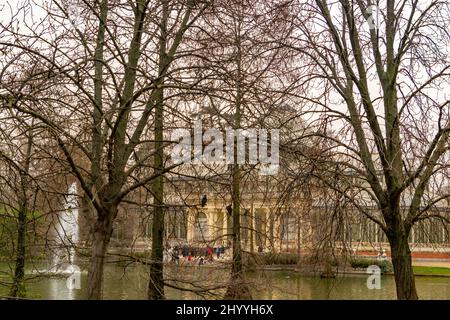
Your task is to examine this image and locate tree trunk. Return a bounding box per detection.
[389,233,418,300]
[10,130,33,298]
[223,15,251,299]
[87,214,114,300]
[148,201,164,299]
[147,85,165,299]
[224,164,252,300]
[148,30,166,298]
[9,208,26,298]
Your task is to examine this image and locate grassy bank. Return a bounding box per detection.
[412,266,450,276]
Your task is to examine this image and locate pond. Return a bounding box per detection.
[0,262,449,299]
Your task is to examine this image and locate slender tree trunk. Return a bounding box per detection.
[148,154,165,300]
[148,0,169,299]
[148,199,164,299]
[87,213,114,300]
[388,233,418,300]
[10,129,33,298]
[147,94,165,299]
[10,208,26,298]
[147,68,166,297]
[224,164,252,300]
[224,11,251,298]
[231,166,243,274]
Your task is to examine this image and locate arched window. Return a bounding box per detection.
[194,212,208,241]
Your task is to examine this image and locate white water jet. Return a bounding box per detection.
[50,182,79,274]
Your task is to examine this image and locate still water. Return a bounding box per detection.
[0,262,449,300]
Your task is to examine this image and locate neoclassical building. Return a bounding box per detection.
[102,109,450,255]
[108,170,449,255]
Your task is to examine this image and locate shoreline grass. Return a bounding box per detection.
[412,266,450,276]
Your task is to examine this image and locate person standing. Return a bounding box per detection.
[207,245,213,262]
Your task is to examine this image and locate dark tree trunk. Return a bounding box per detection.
[148,202,164,299]
[383,200,419,300]
[87,213,114,300]
[9,208,26,298]
[147,100,165,299]
[388,233,418,300]
[224,165,252,300]
[10,131,33,298]
[147,113,165,300]
[148,37,166,298]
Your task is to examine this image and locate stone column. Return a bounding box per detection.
[273,208,282,252]
[261,207,271,252]
[214,209,224,245]
[186,208,196,242]
[222,208,228,244]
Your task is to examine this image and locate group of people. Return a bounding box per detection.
[166,243,228,265]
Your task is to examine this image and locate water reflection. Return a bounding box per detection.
[1,263,449,300]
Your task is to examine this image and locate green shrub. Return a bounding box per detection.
[350,258,393,273]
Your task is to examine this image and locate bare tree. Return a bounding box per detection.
[0,93,72,298]
[0,0,208,299]
[0,108,35,298]
[181,0,297,299]
[288,0,450,299]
